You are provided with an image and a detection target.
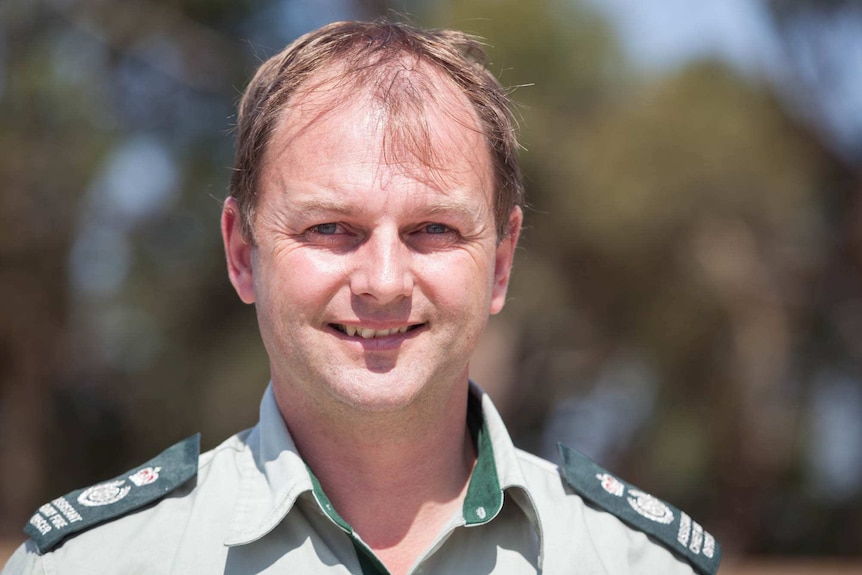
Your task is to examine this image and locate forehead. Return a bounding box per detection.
[263,58,493,194]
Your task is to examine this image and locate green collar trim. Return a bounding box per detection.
[309,468,390,575]
[308,466,352,532]
[307,388,504,572]
[462,390,504,525]
[354,540,390,575]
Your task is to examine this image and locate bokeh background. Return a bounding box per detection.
[2,0,862,569]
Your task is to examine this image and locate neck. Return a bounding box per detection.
[273,378,477,575]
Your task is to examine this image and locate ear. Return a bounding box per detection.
[490,207,522,315]
[221,197,256,304]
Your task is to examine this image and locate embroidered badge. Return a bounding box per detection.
[596,473,625,497]
[677,511,717,559]
[626,488,674,524]
[77,480,132,507]
[678,511,692,546]
[38,504,67,529]
[129,466,161,486]
[703,532,716,559]
[25,434,201,554]
[558,443,722,575]
[51,497,83,523]
[689,521,704,554]
[28,514,52,536]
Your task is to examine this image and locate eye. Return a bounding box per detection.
[424,223,451,234]
[406,222,462,252]
[314,223,339,235]
[302,222,360,249]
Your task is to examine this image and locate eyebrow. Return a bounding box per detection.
[420,201,486,222]
[288,197,486,222]
[289,198,356,216]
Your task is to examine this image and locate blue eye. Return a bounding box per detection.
[314,223,338,235]
[425,223,450,234]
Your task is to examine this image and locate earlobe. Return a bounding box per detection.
[490,207,523,315]
[221,197,256,304]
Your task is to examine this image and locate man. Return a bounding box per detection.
[3,21,720,575]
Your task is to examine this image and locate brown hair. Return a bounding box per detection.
[229,20,524,241]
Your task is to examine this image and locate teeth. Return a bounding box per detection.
[338,325,413,338]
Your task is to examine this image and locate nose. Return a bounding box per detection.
[349,228,413,303]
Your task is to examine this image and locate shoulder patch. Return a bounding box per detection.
[24,434,200,553]
[557,443,721,575]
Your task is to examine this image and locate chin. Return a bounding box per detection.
[327,371,430,413]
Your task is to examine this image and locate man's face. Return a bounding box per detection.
[223,68,521,415]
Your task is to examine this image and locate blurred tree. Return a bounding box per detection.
[766,0,862,162]
[552,62,854,554]
[762,0,862,554]
[0,0,116,533]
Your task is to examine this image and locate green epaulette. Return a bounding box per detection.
[557,443,721,575]
[24,434,200,554]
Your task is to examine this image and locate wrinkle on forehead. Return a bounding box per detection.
[263,56,493,195]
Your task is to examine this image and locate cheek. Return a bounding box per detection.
[417,252,496,312]
[257,251,348,315]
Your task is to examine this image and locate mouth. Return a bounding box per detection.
[329,323,425,339]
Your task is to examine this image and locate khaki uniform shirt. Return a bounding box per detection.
[3,384,719,574]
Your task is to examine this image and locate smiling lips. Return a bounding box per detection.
[331,324,423,339]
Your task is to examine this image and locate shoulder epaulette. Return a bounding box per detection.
[24,434,201,553]
[557,443,721,575]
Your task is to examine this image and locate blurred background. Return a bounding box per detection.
[2,0,862,570]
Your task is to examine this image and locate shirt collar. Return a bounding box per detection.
[470,381,529,494]
[462,383,505,524]
[466,381,544,560]
[225,384,313,546]
[225,382,544,555]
